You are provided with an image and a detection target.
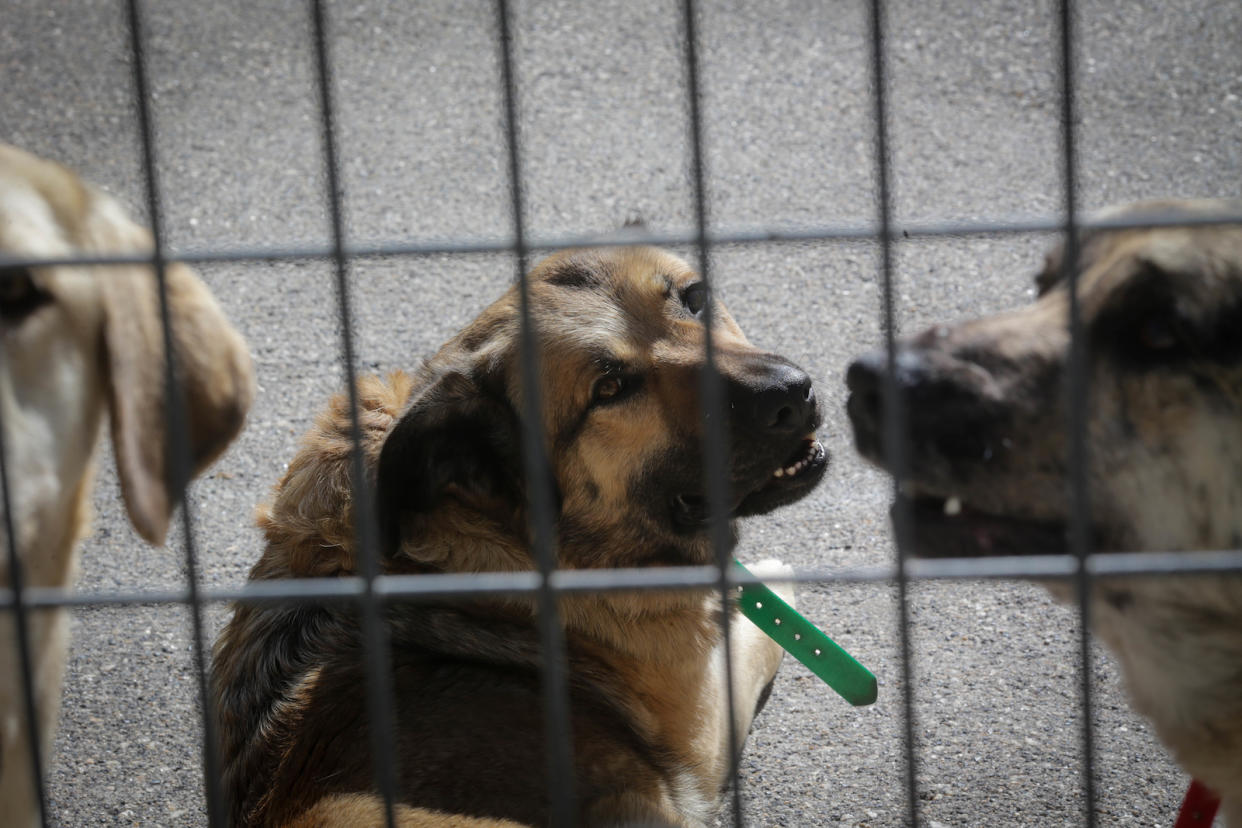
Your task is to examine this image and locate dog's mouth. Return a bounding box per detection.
[898,489,1082,557]
[671,435,828,531]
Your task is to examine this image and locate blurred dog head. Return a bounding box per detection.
[847,199,1242,558]
[0,143,254,554]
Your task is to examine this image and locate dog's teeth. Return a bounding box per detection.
[944,496,962,516]
[773,468,785,478]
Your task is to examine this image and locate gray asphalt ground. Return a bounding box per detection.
[3,0,1240,825]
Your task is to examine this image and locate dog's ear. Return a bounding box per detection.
[375,364,524,556]
[92,215,254,544]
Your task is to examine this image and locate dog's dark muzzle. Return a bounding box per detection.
[846,346,1080,557]
[660,353,828,535]
[845,347,1005,472]
[674,354,828,528]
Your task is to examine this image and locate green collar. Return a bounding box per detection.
[734,560,877,706]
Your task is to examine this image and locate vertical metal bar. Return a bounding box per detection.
[307,3,399,826]
[1054,1,1097,825]
[678,1,744,824]
[121,1,223,824]
[865,1,920,825]
[0,343,49,828]
[493,1,577,824]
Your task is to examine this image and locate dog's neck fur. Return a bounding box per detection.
[253,371,725,666]
[255,517,725,667]
[390,507,727,664]
[241,369,733,815]
[242,369,735,814]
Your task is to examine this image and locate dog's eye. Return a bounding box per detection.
[0,267,51,323]
[593,375,625,403]
[591,373,641,408]
[681,283,708,317]
[1139,315,1179,351]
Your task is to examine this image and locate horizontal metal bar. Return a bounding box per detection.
[3,206,1240,272]
[1084,549,1242,577]
[5,550,1240,611]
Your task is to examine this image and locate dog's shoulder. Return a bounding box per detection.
[252,370,418,579]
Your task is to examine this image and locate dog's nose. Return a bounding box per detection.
[847,346,1002,468]
[730,361,817,436]
[847,349,928,395]
[845,349,925,430]
[846,349,903,460]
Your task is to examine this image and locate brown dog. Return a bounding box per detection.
[846,199,1242,824]
[211,245,828,827]
[0,143,254,828]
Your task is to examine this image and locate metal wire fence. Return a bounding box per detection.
[2,0,1241,827]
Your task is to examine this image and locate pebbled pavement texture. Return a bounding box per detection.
[2,0,1239,825]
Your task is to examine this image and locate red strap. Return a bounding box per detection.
[1175,779,1221,828]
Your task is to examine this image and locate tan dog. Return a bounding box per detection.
[0,143,254,827]
[211,246,827,826]
[846,199,1242,823]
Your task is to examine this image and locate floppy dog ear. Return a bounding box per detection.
[98,254,254,545]
[375,366,524,556]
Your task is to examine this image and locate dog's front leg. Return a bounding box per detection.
[657,572,794,828]
[726,558,793,751]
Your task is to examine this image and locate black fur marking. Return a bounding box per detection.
[460,316,508,353]
[546,262,604,290]
[1103,589,1134,612]
[554,355,643,452]
[0,266,52,323]
[752,676,777,721]
[1093,266,1242,371]
[846,347,1022,474]
[268,602,682,826]
[555,409,592,454]
[213,602,348,825]
[1113,374,1138,439]
[550,514,614,567]
[376,371,523,556]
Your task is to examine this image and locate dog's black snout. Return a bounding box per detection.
[847,346,1004,468]
[846,348,927,409]
[844,352,885,428]
[846,350,902,460]
[731,362,817,435]
[847,348,932,392]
